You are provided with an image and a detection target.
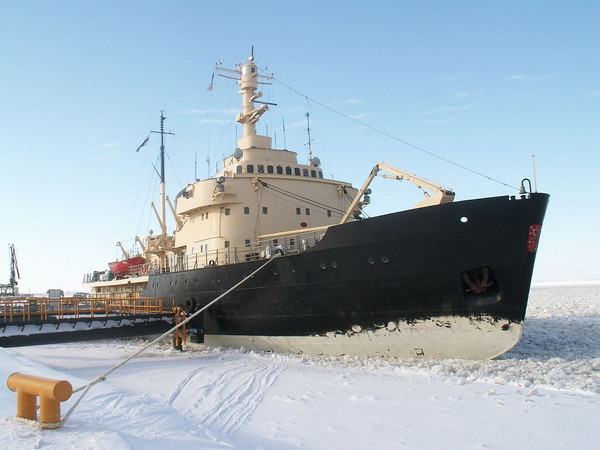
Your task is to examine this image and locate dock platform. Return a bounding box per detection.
[0,297,176,347]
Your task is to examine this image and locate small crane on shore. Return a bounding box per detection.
[0,244,20,296]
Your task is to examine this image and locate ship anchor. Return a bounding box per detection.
[462,266,493,294]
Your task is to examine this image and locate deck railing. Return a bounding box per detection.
[84,227,330,281]
[0,297,175,324]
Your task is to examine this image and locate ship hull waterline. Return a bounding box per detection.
[141,193,549,360]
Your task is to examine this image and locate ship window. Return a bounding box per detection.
[236,166,242,174]
[306,208,310,215]
[318,171,323,178]
[247,164,254,173]
[296,207,301,215]
[224,241,230,248]
[327,209,332,217]
[245,239,251,247]
[225,208,231,216]
[267,165,274,174]
[311,170,316,178]
[244,207,250,214]
[276,166,283,174]
[303,168,309,177]
[262,207,268,214]
[294,167,301,176]
[258,164,264,173]
[285,166,292,175]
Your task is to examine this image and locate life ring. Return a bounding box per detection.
[208,260,215,266]
[274,245,285,256]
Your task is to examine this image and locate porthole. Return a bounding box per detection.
[291,266,296,273]
[381,256,389,263]
[368,257,375,264]
[331,261,337,268]
[460,216,468,223]
[320,262,327,269]
[272,268,278,275]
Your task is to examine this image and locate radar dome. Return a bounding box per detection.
[233,148,243,159]
[311,157,321,167]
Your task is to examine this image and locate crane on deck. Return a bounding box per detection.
[0,244,20,296]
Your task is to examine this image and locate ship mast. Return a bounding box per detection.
[215,54,275,150]
[151,112,174,236]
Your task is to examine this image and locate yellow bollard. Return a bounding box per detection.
[7,372,73,428]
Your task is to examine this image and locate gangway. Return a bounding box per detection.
[0,296,176,347]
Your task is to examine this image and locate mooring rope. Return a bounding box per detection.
[35,255,278,429]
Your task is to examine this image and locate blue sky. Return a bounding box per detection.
[1,0,598,293]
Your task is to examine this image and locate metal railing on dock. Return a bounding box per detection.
[0,297,175,324]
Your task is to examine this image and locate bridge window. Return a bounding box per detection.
[285,166,292,175]
[277,166,283,174]
[247,164,254,173]
[303,168,309,177]
[258,164,264,173]
[318,171,323,178]
[236,166,242,174]
[306,208,310,215]
[267,165,274,174]
[311,170,316,177]
[294,168,301,176]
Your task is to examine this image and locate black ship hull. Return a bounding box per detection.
[143,193,549,359]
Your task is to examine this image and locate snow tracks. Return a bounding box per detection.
[166,351,284,436]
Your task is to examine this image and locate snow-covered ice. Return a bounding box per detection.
[1,285,599,449]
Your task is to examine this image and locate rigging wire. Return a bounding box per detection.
[261,185,346,219]
[272,77,519,191]
[258,179,347,215]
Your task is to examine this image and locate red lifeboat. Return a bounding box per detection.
[108,256,146,278]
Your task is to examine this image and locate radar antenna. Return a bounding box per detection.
[306,112,314,164]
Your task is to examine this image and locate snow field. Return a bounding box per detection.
[0,285,598,449]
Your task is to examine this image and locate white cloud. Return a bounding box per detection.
[197,119,232,125]
[418,118,457,125]
[178,108,238,115]
[424,104,478,115]
[508,74,553,81]
[348,112,371,120]
[452,91,482,99]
